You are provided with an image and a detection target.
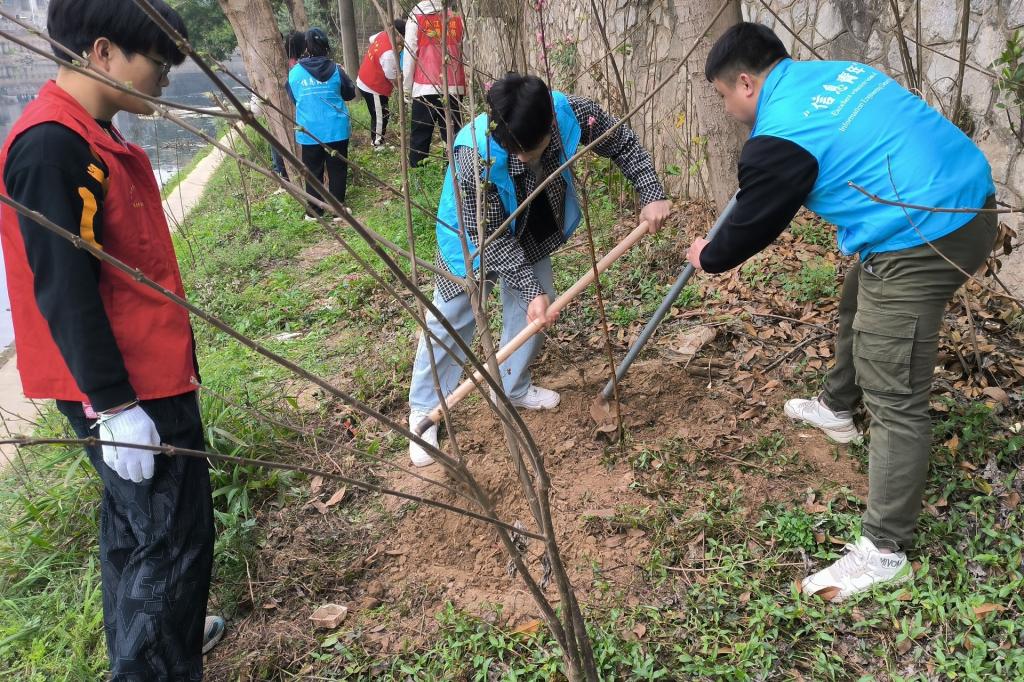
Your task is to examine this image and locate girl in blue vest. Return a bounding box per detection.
[288,28,356,218]
[406,74,672,466]
[687,23,997,604]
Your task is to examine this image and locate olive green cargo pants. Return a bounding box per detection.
[821,199,997,550]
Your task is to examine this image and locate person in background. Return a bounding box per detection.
[288,27,357,218]
[402,0,466,167]
[688,22,996,603]
[0,0,224,676]
[357,19,405,150]
[272,30,306,178]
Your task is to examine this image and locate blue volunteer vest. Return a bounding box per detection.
[753,59,994,257]
[436,91,582,276]
[289,64,350,145]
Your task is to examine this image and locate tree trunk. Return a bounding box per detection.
[337,0,359,78]
[283,0,310,31]
[674,0,744,213]
[217,0,299,178]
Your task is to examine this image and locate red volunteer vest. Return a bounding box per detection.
[0,81,197,402]
[412,12,467,89]
[357,32,395,96]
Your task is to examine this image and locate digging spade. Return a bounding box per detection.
[413,220,652,437]
[592,194,737,424]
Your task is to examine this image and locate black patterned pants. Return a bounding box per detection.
[57,392,214,681]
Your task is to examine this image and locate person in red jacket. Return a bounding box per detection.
[0,1,222,677]
[402,0,466,166]
[356,19,405,149]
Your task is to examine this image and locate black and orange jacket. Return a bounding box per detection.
[0,81,197,411]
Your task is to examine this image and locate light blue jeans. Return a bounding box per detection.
[408,257,555,413]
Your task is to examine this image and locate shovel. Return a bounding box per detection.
[596,194,737,406]
[413,220,652,436]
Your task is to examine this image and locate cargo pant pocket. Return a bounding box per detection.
[852,309,917,395]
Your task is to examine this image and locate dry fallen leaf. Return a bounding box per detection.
[672,326,717,359]
[972,603,1005,619]
[512,619,543,635]
[325,487,347,508]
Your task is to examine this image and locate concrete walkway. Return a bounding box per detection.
[163,129,237,229]
[0,132,230,465]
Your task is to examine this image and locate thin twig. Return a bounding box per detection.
[2,436,545,541]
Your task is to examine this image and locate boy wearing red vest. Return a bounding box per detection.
[402,0,466,166]
[357,19,405,149]
[0,1,222,677]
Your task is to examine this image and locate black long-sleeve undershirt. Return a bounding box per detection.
[3,121,136,411]
[700,135,819,274]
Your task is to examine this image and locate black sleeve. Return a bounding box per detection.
[700,135,819,274]
[2,123,136,411]
[337,65,357,101]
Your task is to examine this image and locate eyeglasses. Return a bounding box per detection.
[141,52,173,79]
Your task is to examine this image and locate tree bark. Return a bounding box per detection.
[217,0,298,178]
[338,0,359,78]
[283,0,310,31]
[674,0,744,213]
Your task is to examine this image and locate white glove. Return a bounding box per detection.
[97,405,159,483]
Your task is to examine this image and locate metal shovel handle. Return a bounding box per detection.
[600,194,737,400]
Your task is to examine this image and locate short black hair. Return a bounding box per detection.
[705,22,789,83]
[305,27,330,57]
[392,19,407,36]
[486,73,553,153]
[47,0,189,66]
[286,30,306,60]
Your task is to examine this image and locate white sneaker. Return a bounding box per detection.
[784,396,860,443]
[408,411,438,467]
[510,385,560,410]
[801,536,910,602]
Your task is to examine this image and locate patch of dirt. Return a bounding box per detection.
[355,352,868,643]
[295,239,346,271]
[207,200,1021,676]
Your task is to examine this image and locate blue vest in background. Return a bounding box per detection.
[289,64,350,145]
[752,59,994,257]
[436,91,582,277]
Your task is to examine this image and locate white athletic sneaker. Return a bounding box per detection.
[408,411,438,467]
[202,615,226,654]
[510,385,561,410]
[784,396,861,443]
[801,536,910,602]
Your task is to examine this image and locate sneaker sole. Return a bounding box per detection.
[784,404,861,444]
[510,402,560,410]
[202,621,225,655]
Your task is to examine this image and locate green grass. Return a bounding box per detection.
[782,257,839,303]
[790,218,833,247]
